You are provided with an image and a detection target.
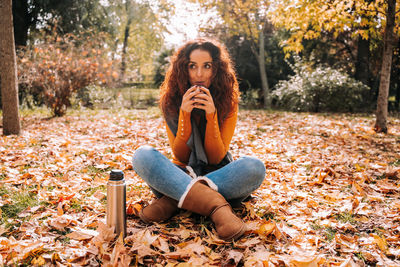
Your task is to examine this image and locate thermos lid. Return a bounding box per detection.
[109,169,124,181]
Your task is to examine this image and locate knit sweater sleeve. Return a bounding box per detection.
[204,105,238,164]
[166,109,192,164]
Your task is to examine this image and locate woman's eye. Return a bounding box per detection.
[189,64,196,69]
[205,64,212,69]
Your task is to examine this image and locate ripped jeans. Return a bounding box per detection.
[132,145,266,206]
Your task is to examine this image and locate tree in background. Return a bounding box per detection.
[201,23,291,106]
[116,0,169,83]
[1,0,21,135]
[194,0,273,108]
[153,48,174,87]
[17,32,119,116]
[392,40,400,111]
[375,0,397,133]
[10,0,175,116]
[12,0,117,47]
[270,0,400,133]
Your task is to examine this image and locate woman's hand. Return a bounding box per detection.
[181,86,199,113]
[181,86,215,114]
[192,87,216,114]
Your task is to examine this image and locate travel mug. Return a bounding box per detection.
[106,169,126,238]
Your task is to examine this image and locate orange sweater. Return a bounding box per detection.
[166,105,238,167]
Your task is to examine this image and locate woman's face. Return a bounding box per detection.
[188,49,213,88]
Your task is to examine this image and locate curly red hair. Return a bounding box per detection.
[159,38,239,125]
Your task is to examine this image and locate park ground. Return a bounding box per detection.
[0,107,400,266]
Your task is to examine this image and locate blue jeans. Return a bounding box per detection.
[132,145,266,207]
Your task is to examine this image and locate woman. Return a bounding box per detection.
[132,38,265,241]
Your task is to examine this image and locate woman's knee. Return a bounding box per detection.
[132,145,157,167]
[240,156,266,184]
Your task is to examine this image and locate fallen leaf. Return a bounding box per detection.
[371,233,388,253]
[258,221,276,237]
[66,230,94,241]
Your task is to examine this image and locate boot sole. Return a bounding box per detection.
[139,207,178,223]
[221,223,247,241]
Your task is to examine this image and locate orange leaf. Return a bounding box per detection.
[258,221,276,237]
[127,203,142,216]
[371,233,388,253]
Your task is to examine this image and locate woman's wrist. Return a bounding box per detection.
[177,108,192,139]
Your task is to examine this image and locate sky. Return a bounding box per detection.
[163,0,214,47]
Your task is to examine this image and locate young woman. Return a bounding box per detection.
[132,38,265,241]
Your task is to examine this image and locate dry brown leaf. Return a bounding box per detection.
[339,257,359,267]
[351,181,367,197]
[244,250,271,267]
[156,237,170,253]
[93,221,116,244]
[48,214,77,231]
[66,230,94,241]
[371,233,388,253]
[226,250,244,265]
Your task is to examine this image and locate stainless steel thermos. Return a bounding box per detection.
[106,169,126,238]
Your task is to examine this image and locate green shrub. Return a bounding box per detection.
[240,88,262,108]
[17,32,119,116]
[272,58,371,112]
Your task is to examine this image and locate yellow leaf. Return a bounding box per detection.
[371,233,388,253]
[51,253,61,263]
[355,163,364,172]
[31,256,46,266]
[257,221,276,237]
[351,181,367,197]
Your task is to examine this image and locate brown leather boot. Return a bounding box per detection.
[179,180,246,241]
[139,195,178,223]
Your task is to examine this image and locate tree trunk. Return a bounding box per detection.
[120,18,131,83]
[395,39,400,111]
[374,0,396,133]
[255,26,270,109]
[120,0,132,84]
[0,0,21,135]
[355,36,370,86]
[396,70,400,111]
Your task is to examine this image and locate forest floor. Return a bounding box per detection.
[1,108,399,266]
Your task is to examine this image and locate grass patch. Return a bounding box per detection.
[310,222,323,231]
[53,228,73,244]
[335,212,356,224]
[389,159,400,167]
[85,165,112,175]
[310,222,337,242]
[1,190,37,219]
[262,211,275,221]
[20,106,52,118]
[354,252,365,261]
[84,185,107,197]
[0,186,39,230]
[256,127,267,134]
[325,227,337,242]
[69,198,83,212]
